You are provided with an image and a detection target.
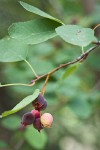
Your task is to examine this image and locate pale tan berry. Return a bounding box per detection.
[40,113,53,128]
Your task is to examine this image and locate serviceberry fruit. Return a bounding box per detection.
[31,109,40,119]
[19,123,26,131]
[41,113,53,128]
[21,112,35,126]
[33,118,43,132]
[20,95,53,132]
[32,94,47,111]
[39,100,47,110]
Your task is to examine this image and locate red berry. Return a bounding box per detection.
[32,94,47,111]
[33,118,43,132]
[41,113,53,128]
[21,112,35,126]
[31,109,40,119]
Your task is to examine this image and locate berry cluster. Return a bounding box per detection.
[20,94,53,132]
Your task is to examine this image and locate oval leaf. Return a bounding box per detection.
[19,1,63,24]
[9,18,61,44]
[1,89,40,117]
[62,63,80,79]
[0,140,8,148]
[25,126,47,149]
[1,115,20,130]
[0,37,29,62]
[68,99,92,118]
[56,25,94,47]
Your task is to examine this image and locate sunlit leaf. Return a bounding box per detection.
[19,1,63,24]
[1,89,40,117]
[56,25,94,47]
[9,18,60,44]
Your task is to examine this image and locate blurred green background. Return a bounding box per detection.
[0,0,100,150]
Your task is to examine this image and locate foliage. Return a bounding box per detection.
[0,0,100,150]
[25,126,47,149]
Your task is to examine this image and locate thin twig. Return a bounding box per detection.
[0,42,100,88]
[34,41,100,82]
[93,24,100,30]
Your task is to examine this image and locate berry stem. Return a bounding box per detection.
[41,74,50,95]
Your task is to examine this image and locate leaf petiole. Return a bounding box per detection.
[23,59,39,78]
[0,82,35,87]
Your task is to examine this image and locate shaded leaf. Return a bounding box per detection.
[29,58,54,75]
[19,1,63,24]
[25,126,47,149]
[62,63,80,79]
[0,140,8,148]
[0,37,28,62]
[29,42,54,56]
[68,99,92,118]
[56,25,94,47]
[1,115,20,130]
[1,89,40,117]
[9,18,61,44]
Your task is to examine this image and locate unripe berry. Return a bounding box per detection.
[32,94,47,111]
[41,113,53,128]
[31,109,40,119]
[21,112,35,126]
[33,118,43,132]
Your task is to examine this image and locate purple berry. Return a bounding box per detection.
[21,112,35,126]
[40,101,47,110]
[32,94,47,111]
[33,118,43,132]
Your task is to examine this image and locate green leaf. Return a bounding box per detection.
[56,25,94,47]
[1,89,40,117]
[28,42,54,56]
[19,1,63,24]
[62,63,80,79]
[29,58,54,75]
[9,18,61,45]
[68,99,92,118]
[0,140,8,148]
[1,115,20,130]
[24,126,47,149]
[0,37,29,62]
[0,83,2,87]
